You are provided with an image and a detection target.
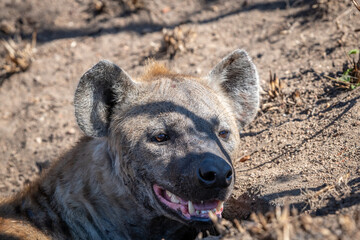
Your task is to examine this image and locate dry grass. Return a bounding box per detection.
[161,26,196,59]
[326,50,360,90]
[143,26,196,61]
[0,33,36,85]
[121,0,144,12]
[88,0,144,16]
[199,206,360,240]
[261,71,302,113]
[302,173,351,211]
[198,174,360,240]
[268,71,283,99]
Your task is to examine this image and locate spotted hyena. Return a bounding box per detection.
[0,49,259,240]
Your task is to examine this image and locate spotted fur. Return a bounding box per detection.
[0,49,259,240]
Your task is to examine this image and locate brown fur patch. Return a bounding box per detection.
[139,60,193,82]
[0,217,50,240]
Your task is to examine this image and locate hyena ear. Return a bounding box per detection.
[74,60,135,137]
[209,49,260,129]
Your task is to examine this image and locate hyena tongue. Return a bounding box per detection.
[153,185,224,219]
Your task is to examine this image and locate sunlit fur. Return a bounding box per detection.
[139,60,195,82]
[0,50,259,240]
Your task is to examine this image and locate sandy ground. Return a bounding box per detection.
[0,0,359,239]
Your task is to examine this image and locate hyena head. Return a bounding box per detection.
[74,50,259,228]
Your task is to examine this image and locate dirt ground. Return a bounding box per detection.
[0,0,359,239]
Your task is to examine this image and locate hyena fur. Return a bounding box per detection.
[0,49,259,240]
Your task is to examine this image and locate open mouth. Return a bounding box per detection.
[153,184,224,220]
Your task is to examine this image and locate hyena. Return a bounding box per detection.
[0,49,259,240]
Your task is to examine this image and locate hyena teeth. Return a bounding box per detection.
[165,190,172,198]
[188,201,195,215]
[170,194,180,204]
[216,201,224,212]
[165,190,180,204]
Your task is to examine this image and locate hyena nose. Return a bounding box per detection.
[198,155,233,188]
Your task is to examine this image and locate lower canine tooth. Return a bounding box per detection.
[188,201,195,215]
[216,201,224,211]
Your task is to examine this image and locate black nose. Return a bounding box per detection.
[197,155,233,188]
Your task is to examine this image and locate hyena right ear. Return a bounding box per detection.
[208,49,260,129]
[74,60,136,137]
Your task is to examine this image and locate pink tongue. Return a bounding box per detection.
[193,201,218,210]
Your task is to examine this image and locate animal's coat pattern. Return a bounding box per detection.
[0,50,259,240]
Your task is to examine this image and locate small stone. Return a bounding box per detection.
[210,6,219,12]
[161,6,171,14]
[66,128,76,135]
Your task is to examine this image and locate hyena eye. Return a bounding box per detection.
[153,133,170,143]
[218,130,230,140]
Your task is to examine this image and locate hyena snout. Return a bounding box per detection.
[198,154,233,189]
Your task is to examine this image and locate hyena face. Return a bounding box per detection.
[111,79,238,225]
[74,50,259,228]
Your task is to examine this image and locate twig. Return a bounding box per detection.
[335,8,352,22]
[351,0,360,12]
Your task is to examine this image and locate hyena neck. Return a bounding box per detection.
[2,137,192,239]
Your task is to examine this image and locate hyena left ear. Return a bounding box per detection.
[208,49,260,129]
[74,60,136,137]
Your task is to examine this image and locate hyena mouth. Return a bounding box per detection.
[153,184,224,221]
